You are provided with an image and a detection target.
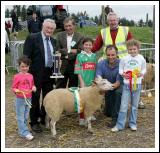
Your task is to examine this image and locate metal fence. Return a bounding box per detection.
[6,40,24,72]
[18,21,28,31]
[140,43,155,63]
[140,43,155,93]
[6,41,155,92]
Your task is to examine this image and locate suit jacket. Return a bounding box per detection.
[23,32,57,82]
[56,31,84,73]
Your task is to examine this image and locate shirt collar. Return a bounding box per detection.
[106,59,120,68]
[110,25,119,31]
[67,32,74,37]
[81,50,93,56]
[41,31,50,41]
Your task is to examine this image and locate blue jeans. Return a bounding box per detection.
[15,98,31,137]
[116,84,142,130]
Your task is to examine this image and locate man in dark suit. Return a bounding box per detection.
[56,17,84,88]
[23,19,57,133]
[27,11,42,34]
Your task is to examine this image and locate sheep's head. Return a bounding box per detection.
[94,76,113,91]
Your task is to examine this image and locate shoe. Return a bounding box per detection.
[130,126,137,131]
[111,126,119,132]
[91,115,96,121]
[107,121,116,128]
[40,119,45,125]
[31,124,42,133]
[79,119,87,126]
[40,116,46,125]
[138,101,145,109]
[104,112,111,117]
[25,134,34,141]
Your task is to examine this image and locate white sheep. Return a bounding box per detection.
[43,77,113,137]
[141,63,155,97]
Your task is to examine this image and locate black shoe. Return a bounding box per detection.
[31,124,42,133]
[40,118,45,125]
[104,112,111,117]
[107,121,116,128]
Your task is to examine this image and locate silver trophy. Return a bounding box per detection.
[50,52,64,78]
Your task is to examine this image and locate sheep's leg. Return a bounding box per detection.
[45,114,50,129]
[50,119,57,137]
[86,116,93,134]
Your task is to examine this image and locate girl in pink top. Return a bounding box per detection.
[11,56,36,141]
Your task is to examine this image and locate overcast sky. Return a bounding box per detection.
[66,5,153,22]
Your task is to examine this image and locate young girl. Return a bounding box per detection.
[74,37,97,125]
[12,56,36,140]
[111,39,146,132]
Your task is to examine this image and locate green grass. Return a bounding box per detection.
[10,26,153,43]
[130,27,153,43]
[78,26,154,43]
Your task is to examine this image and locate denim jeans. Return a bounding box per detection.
[116,84,141,130]
[15,98,31,137]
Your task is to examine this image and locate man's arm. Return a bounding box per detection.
[68,35,84,61]
[27,20,31,33]
[95,61,103,78]
[92,34,103,53]
[23,35,34,58]
[56,33,68,58]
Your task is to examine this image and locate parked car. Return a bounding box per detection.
[79,20,97,27]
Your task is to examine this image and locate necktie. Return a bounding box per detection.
[46,37,53,68]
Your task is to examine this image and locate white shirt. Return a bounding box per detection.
[41,32,54,67]
[119,54,147,84]
[67,33,74,53]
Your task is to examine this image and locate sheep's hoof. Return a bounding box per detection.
[45,125,50,129]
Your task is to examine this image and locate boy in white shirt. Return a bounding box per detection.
[111,39,146,132]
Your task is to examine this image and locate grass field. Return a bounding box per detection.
[10,26,154,43]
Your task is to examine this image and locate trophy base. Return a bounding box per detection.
[50,73,64,78]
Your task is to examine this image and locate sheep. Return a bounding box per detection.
[43,77,113,137]
[142,63,155,97]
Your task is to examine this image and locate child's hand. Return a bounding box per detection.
[32,86,37,92]
[80,82,85,88]
[122,72,130,79]
[15,89,20,93]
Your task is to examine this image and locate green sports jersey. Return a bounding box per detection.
[74,51,97,86]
